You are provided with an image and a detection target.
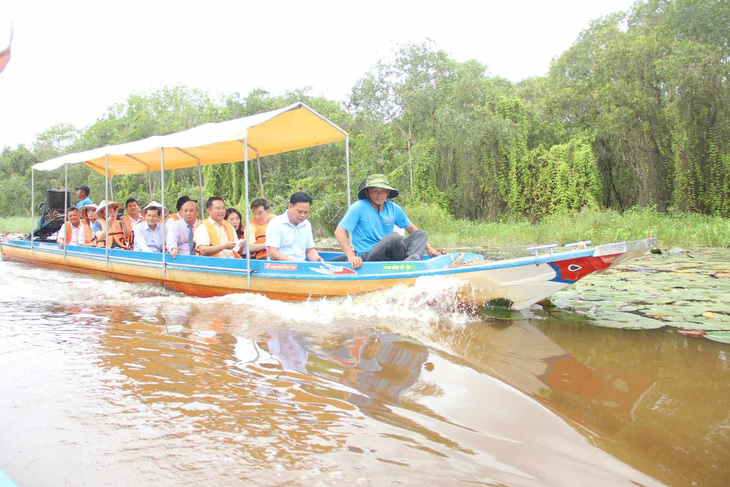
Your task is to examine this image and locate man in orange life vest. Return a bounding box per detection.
[243,197,273,260]
[193,197,238,258]
[93,200,131,250]
[56,207,95,247]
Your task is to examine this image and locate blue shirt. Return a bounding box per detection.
[266,212,315,261]
[338,199,410,254]
[133,221,164,252]
[76,196,93,210]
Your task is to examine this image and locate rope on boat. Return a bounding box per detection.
[447,252,489,268]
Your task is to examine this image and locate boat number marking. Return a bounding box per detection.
[264,263,298,271]
[383,263,417,271]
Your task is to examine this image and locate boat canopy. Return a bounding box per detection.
[32,102,348,177]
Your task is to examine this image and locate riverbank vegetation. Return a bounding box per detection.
[1,0,728,247]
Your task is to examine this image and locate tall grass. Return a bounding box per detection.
[0,217,33,235]
[403,205,730,250]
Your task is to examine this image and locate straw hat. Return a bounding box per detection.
[78,203,98,219]
[141,200,169,218]
[95,200,121,216]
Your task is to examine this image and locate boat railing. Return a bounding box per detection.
[526,240,593,257]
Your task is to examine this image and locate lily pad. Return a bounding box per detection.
[585,310,666,330]
[704,331,730,344]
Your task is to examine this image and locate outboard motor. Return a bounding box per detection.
[28,189,72,240]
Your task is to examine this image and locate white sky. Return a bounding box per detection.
[0,0,636,149]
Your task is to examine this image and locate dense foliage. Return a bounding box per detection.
[1,0,727,230]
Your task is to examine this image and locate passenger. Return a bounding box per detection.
[165,195,193,228]
[193,197,238,258]
[75,184,93,210]
[93,200,131,250]
[225,208,244,239]
[121,197,143,247]
[167,199,200,258]
[57,207,94,247]
[133,202,165,253]
[266,192,323,262]
[334,174,443,269]
[78,203,98,226]
[244,197,273,260]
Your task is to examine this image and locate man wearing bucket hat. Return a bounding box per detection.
[334,174,443,269]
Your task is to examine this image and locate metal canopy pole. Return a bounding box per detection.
[161,148,166,278]
[63,163,68,259]
[30,170,34,254]
[243,138,251,289]
[104,155,109,267]
[255,152,263,197]
[346,135,351,207]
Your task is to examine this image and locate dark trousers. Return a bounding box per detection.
[361,230,428,261]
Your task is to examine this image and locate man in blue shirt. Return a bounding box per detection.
[334,174,442,269]
[75,185,93,210]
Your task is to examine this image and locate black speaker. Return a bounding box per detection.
[46,189,71,211]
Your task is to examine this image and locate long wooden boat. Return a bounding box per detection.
[0,102,657,309]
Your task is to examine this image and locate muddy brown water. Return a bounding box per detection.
[0,250,728,486]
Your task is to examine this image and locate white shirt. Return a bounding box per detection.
[265,212,315,261]
[133,221,164,252]
[58,222,85,246]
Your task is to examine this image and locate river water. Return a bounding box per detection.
[1,251,728,487]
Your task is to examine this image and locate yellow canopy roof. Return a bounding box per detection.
[33,102,348,176]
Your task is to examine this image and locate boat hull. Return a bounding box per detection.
[0,238,657,309]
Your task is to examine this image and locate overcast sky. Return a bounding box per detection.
[0,0,636,149]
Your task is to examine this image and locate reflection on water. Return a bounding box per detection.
[1,258,728,486]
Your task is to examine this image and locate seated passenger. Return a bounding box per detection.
[165,195,193,229]
[75,184,93,210]
[225,208,244,239]
[79,203,97,226]
[244,197,273,260]
[193,197,238,258]
[121,197,143,248]
[133,202,166,252]
[266,192,323,262]
[93,200,131,250]
[57,207,95,247]
[167,199,200,258]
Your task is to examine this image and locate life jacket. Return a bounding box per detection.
[96,219,131,250]
[121,215,142,247]
[65,221,95,245]
[246,218,269,259]
[194,219,240,258]
[165,213,181,225]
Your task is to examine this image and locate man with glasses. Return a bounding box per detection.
[193,197,238,258]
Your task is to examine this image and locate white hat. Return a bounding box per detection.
[141,200,169,218]
[94,200,121,216]
[79,203,98,219]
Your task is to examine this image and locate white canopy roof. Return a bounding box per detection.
[33,102,348,176]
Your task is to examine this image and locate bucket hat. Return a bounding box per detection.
[357,174,399,200]
[78,203,98,219]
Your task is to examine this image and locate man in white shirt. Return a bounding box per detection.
[167,199,200,258]
[266,192,323,262]
[193,197,237,258]
[133,204,164,252]
[57,207,89,247]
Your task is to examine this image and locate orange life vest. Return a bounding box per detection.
[121,215,142,247]
[246,218,269,259]
[65,221,95,245]
[194,219,240,258]
[165,213,181,225]
[96,219,131,250]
